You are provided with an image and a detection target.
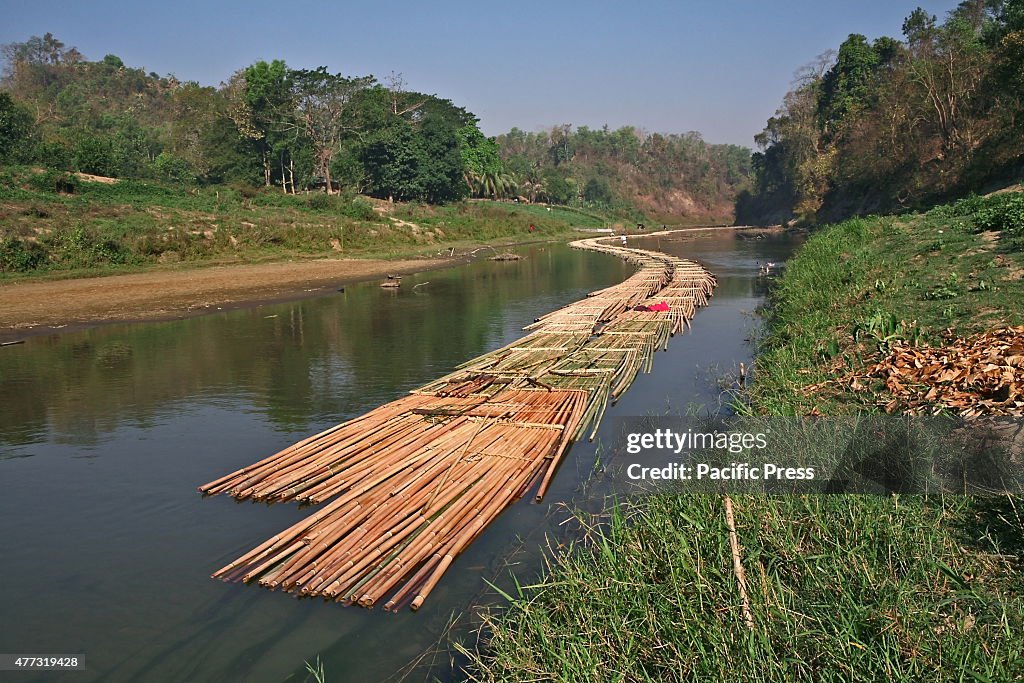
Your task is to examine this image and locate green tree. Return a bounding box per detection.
[583,177,613,204]
[0,92,34,162]
[74,134,116,175]
[361,120,423,201]
[418,112,468,203]
[818,34,882,136]
[543,169,576,204]
[241,60,294,189]
[289,67,374,194]
[458,124,502,177]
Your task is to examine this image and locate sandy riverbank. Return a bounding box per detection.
[0,227,764,341]
[0,256,450,340]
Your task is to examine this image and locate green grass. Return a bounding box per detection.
[0,167,619,279]
[466,192,1024,682]
[466,495,1024,682]
[751,194,1024,415]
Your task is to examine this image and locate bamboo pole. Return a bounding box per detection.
[202,235,717,609]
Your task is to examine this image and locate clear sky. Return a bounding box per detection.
[0,0,964,147]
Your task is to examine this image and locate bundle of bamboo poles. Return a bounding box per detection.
[211,388,591,609]
[200,236,716,609]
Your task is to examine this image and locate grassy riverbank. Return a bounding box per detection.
[467,192,1024,682]
[0,167,617,280]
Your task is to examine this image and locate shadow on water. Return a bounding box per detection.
[0,233,800,682]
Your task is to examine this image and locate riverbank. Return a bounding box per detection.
[0,167,615,279]
[0,169,633,338]
[0,223,760,341]
[0,255,450,340]
[467,192,1024,681]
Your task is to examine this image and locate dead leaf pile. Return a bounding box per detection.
[824,326,1024,416]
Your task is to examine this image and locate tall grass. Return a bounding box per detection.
[466,494,1024,682]
[752,200,1024,415]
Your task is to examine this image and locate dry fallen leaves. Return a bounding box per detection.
[810,325,1024,417]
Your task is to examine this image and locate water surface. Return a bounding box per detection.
[0,234,798,682]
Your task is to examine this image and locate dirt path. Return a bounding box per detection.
[0,256,449,340]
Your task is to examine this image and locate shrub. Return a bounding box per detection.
[153,153,196,185]
[0,237,47,272]
[975,194,1024,235]
[927,194,984,219]
[28,169,79,194]
[55,226,130,267]
[75,135,118,176]
[306,192,334,211]
[228,181,260,199]
[33,141,74,170]
[341,197,378,221]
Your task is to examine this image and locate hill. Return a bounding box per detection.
[496,125,750,223]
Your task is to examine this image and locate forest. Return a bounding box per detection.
[0,34,748,219]
[496,126,750,220]
[738,0,1024,224]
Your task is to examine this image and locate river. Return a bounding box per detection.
[0,232,798,682]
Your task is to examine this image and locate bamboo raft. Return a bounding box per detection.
[199,237,716,610]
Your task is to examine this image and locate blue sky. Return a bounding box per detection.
[0,0,964,147]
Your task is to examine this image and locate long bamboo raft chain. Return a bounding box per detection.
[199,237,716,610]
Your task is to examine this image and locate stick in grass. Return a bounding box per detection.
[724,494,755,630]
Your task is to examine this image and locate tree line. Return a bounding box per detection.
[738,0,1024,225]
[0,34,500,204]
[496,125,751,218]
[0,34,752,216]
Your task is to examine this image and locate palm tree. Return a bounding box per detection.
[519,178,547,203]
[465,169,516,199]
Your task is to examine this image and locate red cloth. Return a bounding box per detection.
[649,301,670,312]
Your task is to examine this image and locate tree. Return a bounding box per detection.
[818,35,882,135]
[548,124,573,165]
[289,68,374,193]
[583,177,613,204]
[361,111,468,203]
[0,92,34,162]
[166,82,221,180]
[242,60,294,189]
[543,169,576,204]
[904,6,988,152]
[417,112,468,203]
[2,32,74,68]
[458,123,512,198]
[361,120,423,201]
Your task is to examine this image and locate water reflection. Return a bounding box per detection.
[0,244,629,450]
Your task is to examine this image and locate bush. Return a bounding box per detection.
[28,169,79,194]
[927,194,985,219]
[75,135,118,176]
[228,181,260,199]
[56,226,131,267]
[975,194,1024,235]
[0,236,48,272]
[0,92,35,164]
[33,141,74,170]
[306,192,334,211]
[341,197,378,221]
[153,152,196,185]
